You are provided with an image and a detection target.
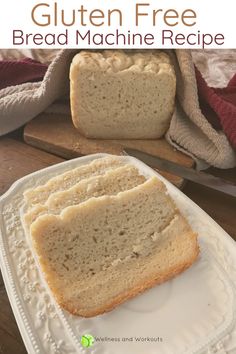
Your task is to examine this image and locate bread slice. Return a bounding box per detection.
[23,165,146,230]
[31,177,199,317]
[24,156,123,206]
[70,50,176,139]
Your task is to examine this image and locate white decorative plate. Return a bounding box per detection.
[0,153,236,354]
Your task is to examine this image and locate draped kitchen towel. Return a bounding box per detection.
[166,50,236,168]
[196,68,236,148]
[0,50,76,135]
[0,49,236,168]
[0,58,47,90]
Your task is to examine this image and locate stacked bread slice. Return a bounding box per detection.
[23,163,146,230]
[23,156,199,317]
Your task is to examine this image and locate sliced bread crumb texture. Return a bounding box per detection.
[31,177,199,317]
[70,50,176,139]
[23,164,146,230]
[24,156,123,207]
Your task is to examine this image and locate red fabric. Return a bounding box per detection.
[0,57,47,90]
[196,67,236,149]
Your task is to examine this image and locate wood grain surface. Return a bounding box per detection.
[0,135,236,354]
[0,138,64,195]
[24,113,195,188]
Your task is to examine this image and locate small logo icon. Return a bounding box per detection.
[80,334,95,348]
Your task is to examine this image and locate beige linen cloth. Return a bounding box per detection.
[0,49,236,168]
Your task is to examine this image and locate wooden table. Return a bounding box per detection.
[0,132,236,354]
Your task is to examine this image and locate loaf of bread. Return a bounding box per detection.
[24,156,123,206]
[23,165,146,230]
[31,177,199,317]
[70,50,176,139]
